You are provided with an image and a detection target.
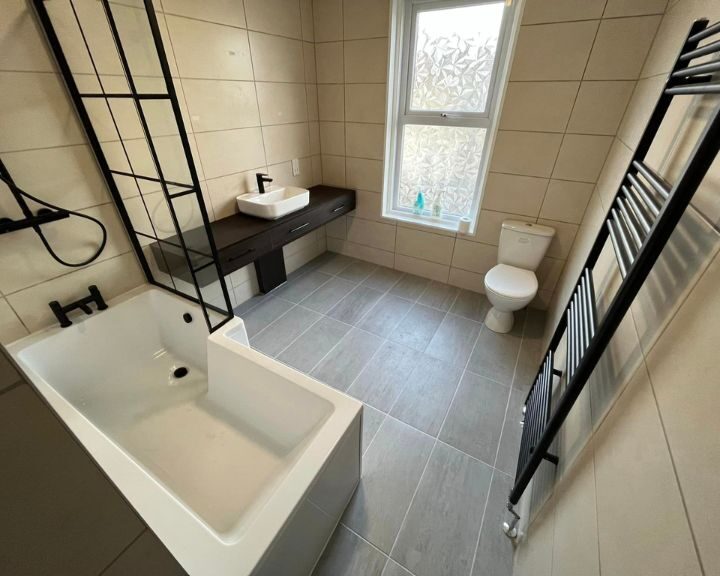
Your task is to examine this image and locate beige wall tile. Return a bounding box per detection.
[536,257,565,292]
[0,72,84,152]
[262,123,311,164]
[603,0,668,18]
[451,239,497,275]
[206,170,261,219]
[6,253,144,333]
[325,215,347,239]
[447,267,485,294]
[312,154,323,183]
[343,0,389,39]
[394,253,449,283]
[182,79,260,132]
[0,298,28,345]
[345,122,384,160]
[244,0,302,39]
[327,237,395,267]
[395,227,455,265]
[567,81,635,136]
[315,41,344,83]
[584,16,662,80]
[194,127,266,178]
[594,138,632,209]
[319,121,345,155]
[552,134,613,183]
[346,216,396,251]
[309,120,321,154]
[166,17,253,80]
[321,154,345,186]
[490,131,563,178]
[481,172,549,217]
[500,82,579,133]
[513,502,555,576]
[248,32,304,83]
[539,180,595,224]
[594,366,702,576]
[313,0,343,42]
[300,0,314,41]
[472,210,535,246]
[352,190,383,221]
[617,75,665,150]
[522,0,605,24]
[538,219,578,260]
[1,0,54,72]
[345,157,383,192]
[306,83,319,121]
[268,157,314,189]
[256,82,308,125]
[645,249,720,574]
[317,84,345,121]
[510,21,599,81]
[161,0,246,27]
[304,42,317,83]
[344,38,388,83]
[345,84,387,123]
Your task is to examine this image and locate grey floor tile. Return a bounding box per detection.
[472,471,515,576]
[362,405,386,454]
[450,290,491,322]
[233,291,272,317]
[277,317,351,373]
[425,313,482,368]
[342,417,434,553]
[348,341,419,412]
[328,286,384,325]
[418,281,459,311]
[1,386,144,576]
[363,266,404,292]
[513,307,547,391]
[358,295,414,338]
[391,443,493,576]
[312,525,387,576]
[467,311,526,385]
[301,277,357,313]
[237,297,294,338]
[104,531,187,576]
[439,372,510,465]
[382,560,414,576]
[311,328,383,391]
[339,260,378,283]
[250,306,321,357]
[273,271,333,303]
[316,253,356,275]
[390,356,463,436]
[390,274,429,301]
[389,304,445,352]
[494,388,525,476]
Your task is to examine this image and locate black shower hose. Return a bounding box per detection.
[0,173,108,268]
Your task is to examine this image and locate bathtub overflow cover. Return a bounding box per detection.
[183,313,193,323]
[173,366,189,378]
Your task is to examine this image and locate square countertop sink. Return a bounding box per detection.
[236,187,310,220]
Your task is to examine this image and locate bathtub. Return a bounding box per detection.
[7,286,362,576]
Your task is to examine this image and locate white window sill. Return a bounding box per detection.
[382,209,473,234]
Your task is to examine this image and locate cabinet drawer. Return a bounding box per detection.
[271,209,324,246]
[324,196,355,218]
[218,234,271,275]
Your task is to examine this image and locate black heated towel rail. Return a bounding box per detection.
[504,17,720,533]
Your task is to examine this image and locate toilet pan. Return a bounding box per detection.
[484,264,538,333]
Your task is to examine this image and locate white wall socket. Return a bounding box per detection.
[291,158,300,176]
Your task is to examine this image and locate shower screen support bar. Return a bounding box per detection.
[32,0,234,332]
[505,17,720,534]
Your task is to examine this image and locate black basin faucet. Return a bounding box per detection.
[256,173,273,194]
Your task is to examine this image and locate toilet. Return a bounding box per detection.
[484,220,555,334]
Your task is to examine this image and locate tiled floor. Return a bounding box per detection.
[234,252,546,576]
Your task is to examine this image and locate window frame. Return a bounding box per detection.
[382,0,520,233]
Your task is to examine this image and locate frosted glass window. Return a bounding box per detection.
[409,3,504,114]
[383,0,516,232]
[398,125,486,216]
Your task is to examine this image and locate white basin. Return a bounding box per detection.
[236,186,310,219]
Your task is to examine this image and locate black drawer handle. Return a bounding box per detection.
[227,248,255,262]
[290,222,310,233]
[332,204,346,213]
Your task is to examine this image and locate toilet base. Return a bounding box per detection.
[485,307,514,334]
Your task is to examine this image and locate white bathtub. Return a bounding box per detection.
[7,286,362,576]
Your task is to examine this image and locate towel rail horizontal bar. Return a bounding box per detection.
[627,172,662,216]
[679,38,720,61]
[622,185,652,233]
[633,160,671,199]
[665,82,720,96]
[672,60,720,79]
[688,20,720,43]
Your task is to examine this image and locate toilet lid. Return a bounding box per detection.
[485,264,538,300]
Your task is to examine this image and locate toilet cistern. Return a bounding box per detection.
[484,220,555,334]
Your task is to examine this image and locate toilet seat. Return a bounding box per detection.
[484,264,538,300]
